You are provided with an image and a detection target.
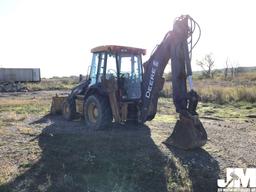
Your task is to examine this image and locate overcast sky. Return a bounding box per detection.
[0,0,255,77]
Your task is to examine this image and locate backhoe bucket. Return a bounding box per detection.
[164,115,207,150]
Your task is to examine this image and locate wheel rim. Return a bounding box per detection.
[87,102,99,123]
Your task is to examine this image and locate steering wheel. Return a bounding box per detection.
[107,69,117,75]
[120,73,130,79]
[106,69,117,79]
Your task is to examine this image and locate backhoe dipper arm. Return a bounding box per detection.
[141,15,200,122]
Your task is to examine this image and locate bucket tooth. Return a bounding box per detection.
[164,115,207,150]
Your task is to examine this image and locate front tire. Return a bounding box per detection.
[84,95,112,130]
[62,99,75,120]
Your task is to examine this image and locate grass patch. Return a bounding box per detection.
[25,77,79,91]
[17,127,38,136]
[157,98,256,120]
[0,102,50,115]
[0,128,9,135]
[156,98,176,116]
[153,114,177,123]
[197,86,256,104]
[144,96,256,121]
[197,101,256,119]
[0,161,17,185]
[161,72,256,104]
[0,112,26,122]
[19,162,33,169]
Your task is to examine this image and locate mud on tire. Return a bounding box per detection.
[84,95,112,130]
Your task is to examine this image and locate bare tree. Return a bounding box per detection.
[234,61,240,77]
[231,66,234,78]
[224,57,229,80]
[224,58,239,79]
[197,53,215,78]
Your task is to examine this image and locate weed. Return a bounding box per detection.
[161,81,256,104]
[197,86,256,104]
[25,77,78,91]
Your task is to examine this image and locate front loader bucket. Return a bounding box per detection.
[50,95,67,115]
[164,115,207,150]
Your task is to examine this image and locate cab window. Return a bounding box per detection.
[106,53,117,79]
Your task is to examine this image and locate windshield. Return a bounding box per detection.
[117,54,142,81]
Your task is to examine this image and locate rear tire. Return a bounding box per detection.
[84,95,112,130]
[62,99,75,120]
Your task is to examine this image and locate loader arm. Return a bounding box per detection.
[141,15,200,122]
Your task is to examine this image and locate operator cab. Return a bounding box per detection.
[89,45,146,101]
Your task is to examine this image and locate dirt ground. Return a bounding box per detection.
[0,91,255,192]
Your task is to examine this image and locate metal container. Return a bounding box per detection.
[0,68,41,82]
